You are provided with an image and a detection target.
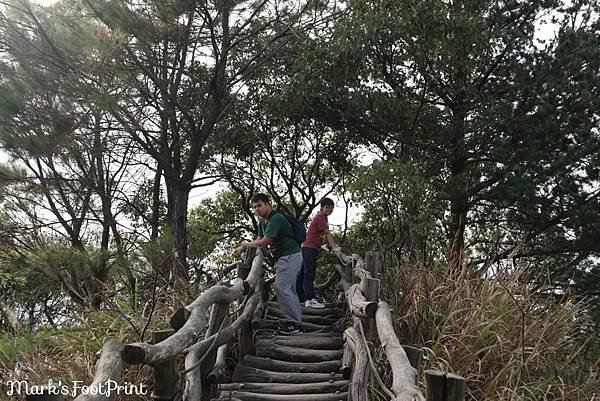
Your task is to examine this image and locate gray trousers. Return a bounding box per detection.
[275,251,303,325]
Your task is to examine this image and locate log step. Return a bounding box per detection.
[255,336,343,350]
[233,363,343,383]
[212,392,348,401]
[268,302,344,317]
[266,307,340,325]
[256,343,343,363]
[242,355,341,373]
[257,319,339,333]
[219,380,349,394]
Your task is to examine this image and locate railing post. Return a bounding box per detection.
[363,251,381,341]
[402,345,423,371]
[239,307,256,358]
[425,370,465,401]
[200,302,229,400]
[237,247,256,280]
[237,249,258,359]
[151,330,177,401]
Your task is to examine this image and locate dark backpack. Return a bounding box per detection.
[278,211,307,244]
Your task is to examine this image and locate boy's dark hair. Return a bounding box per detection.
[251,193,270,204]
[320,197,334,208]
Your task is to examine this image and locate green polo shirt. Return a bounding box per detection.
[258,211,300,261]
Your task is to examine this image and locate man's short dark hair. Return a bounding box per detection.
[251,193,270,204]
[320,197,334,208]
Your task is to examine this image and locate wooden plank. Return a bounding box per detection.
[151,330,177,401]
[255,336,343,350]
[256,344,343,363]
[212,392,348,401]
[403,345,423,371]
[376,302,424,401]
[265,307,339,325]
[218,381,349,394]
[233,363,343,383]
[267,302,343,317]
[73,340,123,401]
[425,370,465,401]
[242,355,341,373]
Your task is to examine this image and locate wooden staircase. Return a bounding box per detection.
[212,302,349,401]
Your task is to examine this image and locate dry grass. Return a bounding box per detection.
[379,261,599,401]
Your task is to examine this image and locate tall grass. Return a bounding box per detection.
[381,262,599,401]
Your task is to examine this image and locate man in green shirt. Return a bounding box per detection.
[234,193,303,334]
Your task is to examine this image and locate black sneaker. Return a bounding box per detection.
[278,322,302,335]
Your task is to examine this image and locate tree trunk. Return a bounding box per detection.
[150,164,162,240]
[170,181,190,283]
[448,106,468,273]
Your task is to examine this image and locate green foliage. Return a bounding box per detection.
[349,159,445,263]
[188,190,251,262]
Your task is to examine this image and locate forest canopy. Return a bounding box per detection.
[0,0,598,400]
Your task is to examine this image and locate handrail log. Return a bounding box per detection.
[183,289,262,400]
[243,247,265,291]
[122,279,245,365]
[344,326,369,401]
[170,278,247,330]
[207,344,228,385]
[353,267,373,282]
[341,341,353,379]
[73,340,124,401]
[376,301,425,401]
[346,284,378,318]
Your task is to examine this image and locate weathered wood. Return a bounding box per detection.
[373,251,383,279]
[365,251,375,273]
[207,344,228,385]
[425,370,465,401]
[265,307,339,326]
[73,340,124,401]
[239,300,256,359]
[233,363,343,383]
[256,343,343,363]
[340,262,353,285]
[346,284,377,318]
[360,277,380,302]
[123,279,246,365]
[255,335,343,350]
[344,327,369,401]
[403,345,423,372]
[267,302,343,318]
[341,341,353,380]
[250,288,265,329]
[329,248,354,265]
[237,246,257,280]
[240,277,264,359]
[212,392,348,401]
[376,301,425,401]
[258,318,334,333]
[201,303,229,400]
[218,381,349,394]
[151,330,177,401]
[242,355,341,373]
[244,247,265,291]
[182,290,261,401]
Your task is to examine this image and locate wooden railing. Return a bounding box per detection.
[62,245,267,401]
[329,248,465,401]
[28,246,465,401]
